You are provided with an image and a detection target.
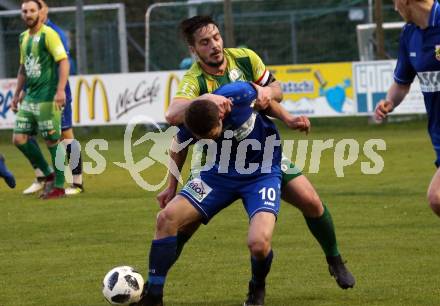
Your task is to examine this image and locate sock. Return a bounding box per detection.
[174,231,192,262]
[251,249,273,285]
[16,141,52,176]
[304,204,340,257]
[147,236,177,296]
[28,137,45,177]
[48,143,66,189]
[65,140,83,185]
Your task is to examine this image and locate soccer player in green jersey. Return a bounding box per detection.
[11,0,69,199]
[161,16,355,295]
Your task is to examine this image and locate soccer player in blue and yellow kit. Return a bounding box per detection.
[21,0,84,196]
[11,0,69,199]
[375,0,440,218]
[136,81,284,306]
[162,15,355,292]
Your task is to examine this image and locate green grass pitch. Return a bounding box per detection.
[0,117,439,306]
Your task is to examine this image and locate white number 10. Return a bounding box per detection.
[259,187,276,201]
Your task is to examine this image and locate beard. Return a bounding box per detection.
[198,51,225,68]
[25,16,39,29]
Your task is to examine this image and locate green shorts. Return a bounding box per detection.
[281,156,303,186]
[14,100,62,141]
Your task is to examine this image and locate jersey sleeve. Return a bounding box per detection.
[176,125,196,145]
[45,28,68,62]
[213,81,257,107]
[19,34,25,65]
[243,48,271,86]
[394,26,416,84]
[174,73,201,100]
[47,20,70,55]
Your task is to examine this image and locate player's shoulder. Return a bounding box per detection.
[225,47,258,59]
[41,24,59,37]
[19,30,29,41]
[182,62,204,79]
[46,20,64,36]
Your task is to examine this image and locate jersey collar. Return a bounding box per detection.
[428,1,440,28]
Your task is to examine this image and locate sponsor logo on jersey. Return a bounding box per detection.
[417,71,440,92]
[229,68,243,82]
[435,45,440,61]
[410,52,417,57]
[183,178,212,202]
[24,54,41,78]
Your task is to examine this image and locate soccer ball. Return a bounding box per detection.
[102,266,144,305]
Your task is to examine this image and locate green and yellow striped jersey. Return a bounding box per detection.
[19,24,67,103]
[175,48,270,100]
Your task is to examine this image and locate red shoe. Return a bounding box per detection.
[39,173,55,198]
[41,187,65,200]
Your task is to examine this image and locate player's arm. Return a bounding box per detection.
[157,137,189,208]
[265,100,310,134]
[375,82,411,120]
[55,58,69,109]
[46,28,69,110]
[11,65,26,112]
[376,27,415,121]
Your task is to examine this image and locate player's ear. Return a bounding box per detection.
[189,45,196,55]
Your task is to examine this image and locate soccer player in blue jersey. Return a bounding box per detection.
[0,154,16,189]
[21,0,84,196]
[159,15,355,293]
[135,82,288,306]
[375,0,440,217]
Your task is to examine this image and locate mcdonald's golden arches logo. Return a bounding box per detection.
[74,77,110,123]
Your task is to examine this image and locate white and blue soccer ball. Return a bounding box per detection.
[102,266,144,305]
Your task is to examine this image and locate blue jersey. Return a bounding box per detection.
[46,19,72,103]
[177,81,282,177]
[394,1,440,163]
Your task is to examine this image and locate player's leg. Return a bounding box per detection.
[138,195,202,306]
[281,158,355,289]
[242,174,280,306]
[427,166,440,217]
[13,102,54,191]
[0,153,16,188]
[175,221,201,261]
[38,102,66,199]
[62,102,84,195]
[138,175,237,306]
[22,136,46,194]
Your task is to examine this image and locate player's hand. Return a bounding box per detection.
[11,95,20,113]
[374,99,394,121]
[156,186,177,209]
[203,93,232,119]
[285,115,311,135]
[252,83,271,111]
[54,89,66,111]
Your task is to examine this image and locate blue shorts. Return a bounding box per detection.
[179,172,282,224]
[61,100,72,131]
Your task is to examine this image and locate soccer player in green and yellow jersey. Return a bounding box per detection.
[11,0,69,199]
[158,16,355,302]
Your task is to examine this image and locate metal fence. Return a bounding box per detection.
[0,1,404,77]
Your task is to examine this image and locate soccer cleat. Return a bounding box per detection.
[244,281,265,306]
[130,283,164,306]
[327,255,355,289]
[23,178,45,194]
[41,187,65,200]
[39,173,55,198]
[65,183,84,195]
[0,154,16,189]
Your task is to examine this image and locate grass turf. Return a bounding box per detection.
[0,116,439,305]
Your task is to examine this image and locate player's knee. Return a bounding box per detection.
[156,209,178,233]
[248,236,271,259]
[427,190,440,214]
[13,134,27,146]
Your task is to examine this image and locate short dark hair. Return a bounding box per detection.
[184,100,219,138]
[180,15,219,46]
[22,0,42,9]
